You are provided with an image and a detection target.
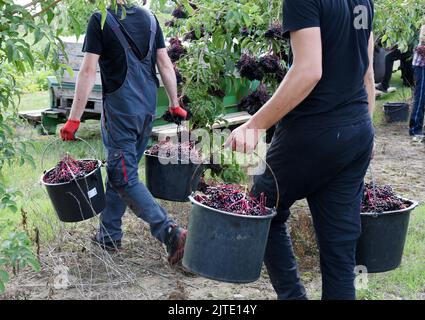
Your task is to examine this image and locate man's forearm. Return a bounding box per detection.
[250,65,321,130]
[159,64,179,107]
[68,70,97,120]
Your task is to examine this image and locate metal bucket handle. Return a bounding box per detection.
[41,137,99,174]
[189,150,281,210]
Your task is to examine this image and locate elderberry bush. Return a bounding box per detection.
[194,184,268,216]
[43,155,98,184]
[236,54,264,81]
[361,183,410,213]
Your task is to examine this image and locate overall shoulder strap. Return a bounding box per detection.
[144,10,157,60]
[105,12,132,52]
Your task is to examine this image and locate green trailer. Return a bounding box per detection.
[34,37,253,136]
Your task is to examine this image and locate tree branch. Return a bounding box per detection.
[31,0,62,18]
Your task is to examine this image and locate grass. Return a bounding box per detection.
[15,91,50,112]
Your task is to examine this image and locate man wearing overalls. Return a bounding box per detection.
[60,3,188,265]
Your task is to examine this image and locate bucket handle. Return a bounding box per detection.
[41,137,99,173]
[367,165,379,217]
[189,150,281,210]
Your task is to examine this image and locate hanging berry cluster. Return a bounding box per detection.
[264,22,284,40]
[237,84,270,115]
[236,54,265,81]
[167,37,187,63]
[194,184,268,216]
[43,155,98,184]
[361,183,410,213]
[236,53,286,82]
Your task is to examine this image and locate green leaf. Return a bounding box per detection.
[6,43,15,63]
[47,9,55,25]
[33,28,43,45]
[60,64,74,78]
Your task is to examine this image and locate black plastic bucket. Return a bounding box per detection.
[145,153,203,202]
[41,159,106,223]
[182,196,277,283]
[383,103,409,123]
[356,199,418,273]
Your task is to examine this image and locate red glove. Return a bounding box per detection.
[169,106,187,120]
[60,119,80,141]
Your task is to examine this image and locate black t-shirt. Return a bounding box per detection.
[281,0,374,127]
[82,5,166,94]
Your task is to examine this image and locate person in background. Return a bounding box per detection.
[409,22,425,142]
[60,1,188,264]
[375,45,414,93]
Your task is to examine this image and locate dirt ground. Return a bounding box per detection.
[2,122,425,300]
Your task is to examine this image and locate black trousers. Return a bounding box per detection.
[381,49,414,89]
[252,116,374,300]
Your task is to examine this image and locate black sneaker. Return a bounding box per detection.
[375,83,388,93]
[91,236,122,252]
[166,225,187,265]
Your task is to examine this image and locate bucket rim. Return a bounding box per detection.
[360,198,418,217]
[41,159,102,187]
[383,102,409,107]
[188,195,277,220]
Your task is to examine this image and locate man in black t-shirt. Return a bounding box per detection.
[226,0,375,300]
[60,3,188,265]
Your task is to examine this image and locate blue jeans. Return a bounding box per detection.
[253,116,374,300]
[409,66,425,136]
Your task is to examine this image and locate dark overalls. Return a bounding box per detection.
[98,11,175,244]
[252,116,374,300]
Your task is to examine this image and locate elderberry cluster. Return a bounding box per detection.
[43,155,98,184]
[172,5,188,19]
[259,54,281,73]
[194,184,268,216]
[264,22,284,40]
[161,105,192,125]
[361,183,409,213]
[167,37,187,63]
[237,84,270,115]
[183,26,206,42]
[236,54,264,81]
